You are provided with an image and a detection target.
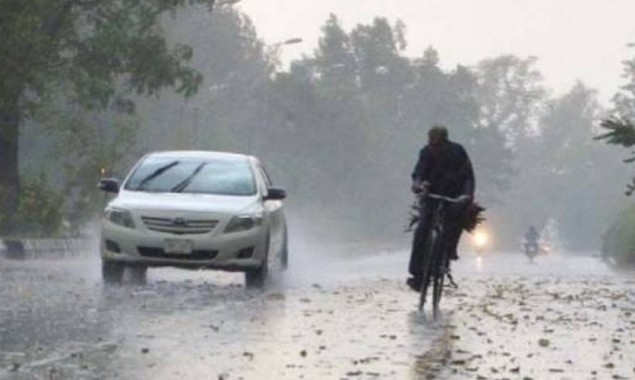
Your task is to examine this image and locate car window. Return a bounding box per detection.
[124,157,257,196]
[257,166,272,187]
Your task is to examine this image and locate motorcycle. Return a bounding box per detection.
[524,240,550,262]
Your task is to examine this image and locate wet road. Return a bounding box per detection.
[427,254,635,380]
[1,249,633,379]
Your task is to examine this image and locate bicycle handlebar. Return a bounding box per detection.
[422,193,465,203]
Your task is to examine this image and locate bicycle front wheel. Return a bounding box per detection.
[419,229,439,312]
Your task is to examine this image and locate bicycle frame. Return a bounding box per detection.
[416,193,461,318]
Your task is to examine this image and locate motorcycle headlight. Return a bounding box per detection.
[473,231,489,248]
[105,207,135,229]
[224,213,263,233]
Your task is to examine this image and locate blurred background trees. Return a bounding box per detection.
[9,5,633,253]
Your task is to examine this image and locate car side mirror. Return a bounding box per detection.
[99,178,120,194]
[265,187,286,201]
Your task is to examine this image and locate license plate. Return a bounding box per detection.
[163,239,193,255]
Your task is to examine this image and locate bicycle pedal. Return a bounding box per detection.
[446,273,459,289]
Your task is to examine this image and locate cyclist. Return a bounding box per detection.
[524,225,540,255]
[407,126,475,291]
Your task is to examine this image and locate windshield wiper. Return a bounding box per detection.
[170,162,207,193]
[136,161,180,190]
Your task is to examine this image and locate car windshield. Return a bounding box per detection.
[124,156,256,196]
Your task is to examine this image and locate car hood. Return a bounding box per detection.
[110,191,261,215]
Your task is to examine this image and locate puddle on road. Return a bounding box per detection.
[0,254,445,380]
[2,251,632,380]
[96,279,443,380]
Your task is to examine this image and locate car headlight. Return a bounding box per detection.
[104,207,136,229]
[224,214,263,233]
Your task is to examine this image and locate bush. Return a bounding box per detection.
[12,173,65,237]
[602,205,635,265]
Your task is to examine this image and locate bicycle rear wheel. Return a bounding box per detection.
[419,229,439,312]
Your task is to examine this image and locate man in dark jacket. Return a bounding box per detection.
[408,126,475,291]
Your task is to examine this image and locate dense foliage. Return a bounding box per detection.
[595,46,635,264]
[596,118,635,194]
[0,0,216,234]
[602,205,635,265]
[13,173,65,237]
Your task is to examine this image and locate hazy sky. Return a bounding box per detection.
[238,0,635,104]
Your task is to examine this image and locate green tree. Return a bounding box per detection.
[160,6,270,152]
[596,118,635,194]
[602,205,635,265]
[53,107,139,228]
[476,55,546,145]
[13,172,65,237]
[595,49,635,264]
[537,83,613,248]
[612,48,635,120]
[0,0,216,233]
[314,14,358,98]
[350,17,411,96]
[596,47,635,194]
[267,19,518,240]
[499,83,627,249]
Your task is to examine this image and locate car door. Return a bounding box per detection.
[257,165,285,254]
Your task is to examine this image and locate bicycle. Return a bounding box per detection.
[414,193,463,319]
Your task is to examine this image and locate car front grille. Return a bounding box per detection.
[141,217,219,235]
[137,247,218,260]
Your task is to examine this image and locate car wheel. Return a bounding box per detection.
[128,265,148,285]
[245,236,269,289]
[102,260,124,284]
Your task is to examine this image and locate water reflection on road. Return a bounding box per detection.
[1,249,629,380]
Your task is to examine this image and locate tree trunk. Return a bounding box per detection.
[0,98,20,235]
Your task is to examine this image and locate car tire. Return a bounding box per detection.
[128,265,148,285]
[102,260,124,284]
[245,236,269,289]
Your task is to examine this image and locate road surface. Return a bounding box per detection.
[1,248,633,379]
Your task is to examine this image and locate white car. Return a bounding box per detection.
[98,151,288,288]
